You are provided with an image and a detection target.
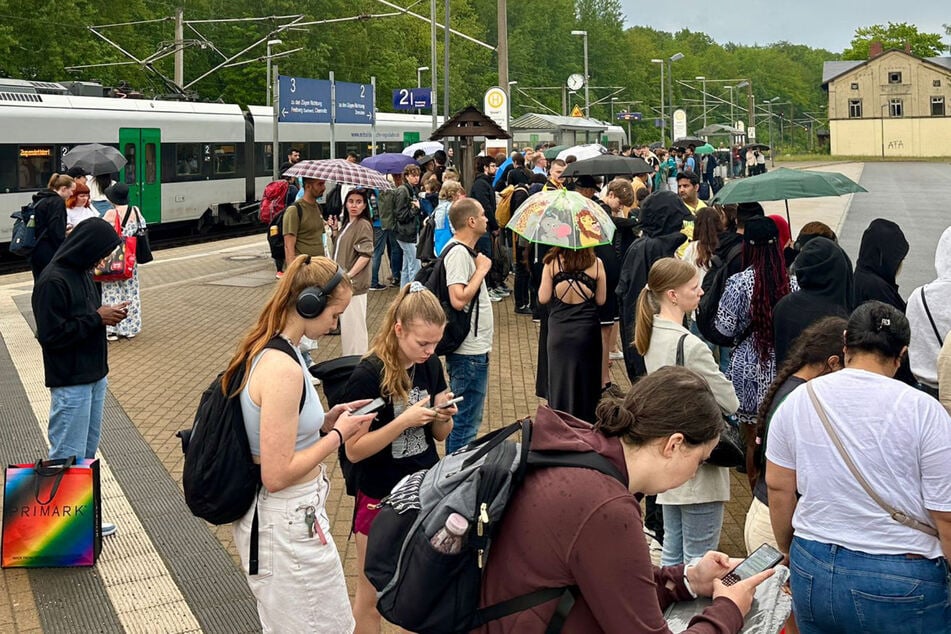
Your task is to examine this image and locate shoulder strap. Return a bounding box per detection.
[805,382,938,537]
[526,449,626,484]
[263,336,308,413]
[920,287,944,346]
[675,333,688,366]
[121,206,133,229]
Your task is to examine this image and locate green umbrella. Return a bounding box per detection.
[507,189,615,250]
[543,145,570,160]
[712,167,867,225]
[694,143,716,155]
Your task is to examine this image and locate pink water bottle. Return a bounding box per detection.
[430,513,468,554]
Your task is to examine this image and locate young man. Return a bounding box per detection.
[32,219,128,536]
[287,148,301,165]
[443,198,494,452]
[469,156,507,300]
[283,177,327,260]
[676,171,707,214]
[542,159,566,191]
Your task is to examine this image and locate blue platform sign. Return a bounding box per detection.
[278,75,331,123]
[392,88,431,111]
[336,81,375,124]
[616,111,643,121]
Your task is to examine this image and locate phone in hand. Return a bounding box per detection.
[720,543,784,586]
[350,398,385,416]
[433,396,464,410]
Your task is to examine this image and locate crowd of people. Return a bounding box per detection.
[27,136,950,634]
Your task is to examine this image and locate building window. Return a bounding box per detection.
[933,97,946,116]
[848,99,862,118]
[888,71,902,84]
[889,98,903,117]
[850,82,859,90]
[934,80,942,87]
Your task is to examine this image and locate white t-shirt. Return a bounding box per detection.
[443,239,493,355]
[766,368,951,559]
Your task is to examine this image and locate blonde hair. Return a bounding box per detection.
[607,178,635,207]
[367,285,446,403]
[634,258,698,355]
[222,255,352,394]
[439,180,464,201]
[48,173,74,191]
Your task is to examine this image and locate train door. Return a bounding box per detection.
[118,128,161,224]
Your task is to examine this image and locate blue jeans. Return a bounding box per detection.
[397,239,419,287]
[660,501,725,566]
[371,226,385,287]
[386,229,402,284]
[48,377,108,460]
[790,537,950,634]
[444,352,489,453]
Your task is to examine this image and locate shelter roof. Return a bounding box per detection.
[430,105,511,140]
[510,112,607,132]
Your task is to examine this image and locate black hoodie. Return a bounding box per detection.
[772,237,853,365]
[616,191,691,379]
[32,219,121,387]
[29,189,69,278]
[853,218,909,311]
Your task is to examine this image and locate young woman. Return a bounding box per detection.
[226,254,375,633]
[101,183,146,340]
[29,173,75,279]
[343,283,458,633]
[334,189,374,356]
[635,258,740,566]
[433,180,465,256]
[477,367,774,633]
[767,302,951,633]
[682,207,724,282]
[65,181,99,231]
[538,246,606,423]
[87,173,115,216]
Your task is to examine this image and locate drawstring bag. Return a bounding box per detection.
[94,211,137,282]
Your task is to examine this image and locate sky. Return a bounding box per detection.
[618,1,950,53]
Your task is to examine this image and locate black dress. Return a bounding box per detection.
[545,267,603,423]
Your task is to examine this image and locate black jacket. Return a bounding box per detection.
[853,218,909,311]
[773,237,853,366]
[29,190,69,276]
[32,219,121,388]
[393,182,420,243]
[470,174,499,232]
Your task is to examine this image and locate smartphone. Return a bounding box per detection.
[720,543,784,586]
[433,396,464,410]
[350,398,385,416]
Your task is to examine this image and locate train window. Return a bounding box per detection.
[17,146,55,190]
[176,143,202,177]
[124,143,137,184]
[145,143,157,184]
[0,146,16,192]
[214,144,236,175]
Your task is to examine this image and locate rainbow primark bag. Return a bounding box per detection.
[2,457,102,568]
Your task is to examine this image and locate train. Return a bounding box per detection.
[1,78,627,250]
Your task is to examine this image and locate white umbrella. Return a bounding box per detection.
[401,141,443,157]
[556,143,607,162]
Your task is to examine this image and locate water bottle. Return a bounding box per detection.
[430,513,468,554]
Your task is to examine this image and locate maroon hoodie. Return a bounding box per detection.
[476,406,743,634]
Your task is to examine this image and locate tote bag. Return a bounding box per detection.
[94,211,137,282]
[2,458,103,568]
[130,207,153,264]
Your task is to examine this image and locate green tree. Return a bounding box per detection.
[841,22,945,60]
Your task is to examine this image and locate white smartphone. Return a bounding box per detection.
[433,396,464,410]
[350,398,385,416]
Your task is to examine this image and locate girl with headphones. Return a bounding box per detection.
[224,254,376,632]
[343,282,459,633]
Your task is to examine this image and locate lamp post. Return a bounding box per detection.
[651,59,664,144]
[416,66,429,115]
[763,96,779,167]
[735,80,754,143]
[610,96,618,121]
[667,53,684,139]
[696,76,707,127]
[570,30,589,118]
[266,39,282,107]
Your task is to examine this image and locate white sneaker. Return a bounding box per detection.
[487,290,503,303]
[102,522,118,537]
[609,351,624,360]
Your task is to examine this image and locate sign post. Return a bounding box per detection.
[329,71,336,159]
[672,108,687,142]
[484,86,509,152]
[272,63,279,180]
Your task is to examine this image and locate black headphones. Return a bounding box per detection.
[296,262,345,319]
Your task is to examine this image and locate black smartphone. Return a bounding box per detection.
[721,543,784,586]
[351,398,385,416]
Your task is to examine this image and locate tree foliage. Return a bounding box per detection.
[842,22,945,60]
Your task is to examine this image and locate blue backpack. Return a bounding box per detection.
[9,202,44,257]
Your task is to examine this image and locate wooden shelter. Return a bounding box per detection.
[430,105,511,191]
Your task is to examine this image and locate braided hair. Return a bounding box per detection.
[745,224,792,363]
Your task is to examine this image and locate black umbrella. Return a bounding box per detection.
[672,136,706,147]
[649,141,664,150]
[741,143,770,151]
[562,155,652,178]
[62,143,127,176]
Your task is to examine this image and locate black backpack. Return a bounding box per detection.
[176,336,304,574]
[309,355,364,496]
[415,241,481,356]
[695,242,745,347]
[365,415,625,634]
[266,205,302,261]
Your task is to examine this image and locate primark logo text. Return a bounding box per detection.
[15,505,87,517]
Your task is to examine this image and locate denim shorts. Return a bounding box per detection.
[790,536,950,634]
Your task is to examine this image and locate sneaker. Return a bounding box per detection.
[492,287,511,297]
[609,351,624,360]
[487,290,503,303]
[106,333,118,342]
[101,522,118,537]
[275,271,283,279]
[514,305,532,315]
[369,283,387,291]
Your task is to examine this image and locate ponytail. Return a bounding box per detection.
[634,286,656,355]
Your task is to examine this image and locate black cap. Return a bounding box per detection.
[66,166,87,178]
[736,201,765,222]
[574,175,599,189]
[104,182,130,206]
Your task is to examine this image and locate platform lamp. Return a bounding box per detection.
[416,66,429,115]
[266,39,282,107]
[651,59,665,144]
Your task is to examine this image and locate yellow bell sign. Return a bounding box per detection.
[570,105,584,117]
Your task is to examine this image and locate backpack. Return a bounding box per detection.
[416,214,436,262]
[9,202,44,257]
[176,336,305,574]
[322,183,343,221]
[378,188,397,230]
[365,415,625,634]
[695,242,745,347]
[266,205,302,261]
[259,180,289,224]
[495,185,516,228]
[698,181,711,201]
[309,355,364,496]
[414,241,480,356]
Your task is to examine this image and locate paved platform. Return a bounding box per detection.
[2,159,942,633]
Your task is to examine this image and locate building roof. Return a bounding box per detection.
[510,112,607,132]
[822,53,951,86]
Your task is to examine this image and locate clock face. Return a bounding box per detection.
[567,73,585,91]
